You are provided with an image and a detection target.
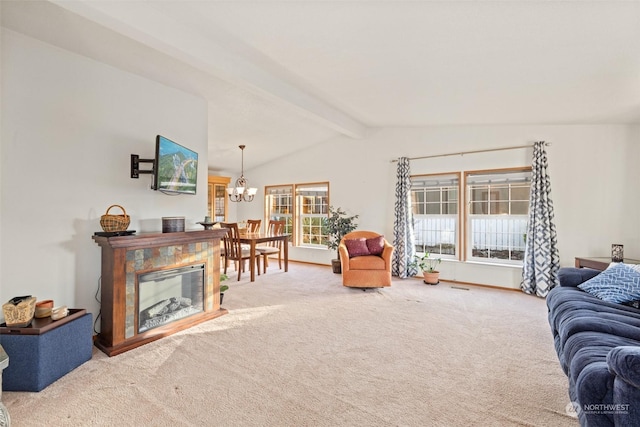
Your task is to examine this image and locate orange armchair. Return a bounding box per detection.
[338,231,394,288]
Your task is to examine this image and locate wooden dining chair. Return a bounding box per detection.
[220,222,256,280]
[256,220,285,273]
[246,219,262,233]
[242,220,262,266]
[212,222,228,270]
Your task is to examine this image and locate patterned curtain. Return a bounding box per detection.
[521,141,560,297]
[392,157,418,278]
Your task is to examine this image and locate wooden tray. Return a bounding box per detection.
[0,308,87,335]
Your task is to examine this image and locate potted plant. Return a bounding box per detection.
[410,253,442,285]
[219,273,229,305]
[322,206,359,274]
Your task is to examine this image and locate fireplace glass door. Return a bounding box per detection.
[138,264,205,333]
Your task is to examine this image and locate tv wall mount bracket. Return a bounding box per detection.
[130,154,155,179]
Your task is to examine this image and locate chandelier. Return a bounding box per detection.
[227,145,257,202]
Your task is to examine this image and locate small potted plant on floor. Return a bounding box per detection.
[322,206,359,274]
[219,273,229,305]
[410,253,442,285]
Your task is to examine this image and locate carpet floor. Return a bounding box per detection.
[3,262,576,426]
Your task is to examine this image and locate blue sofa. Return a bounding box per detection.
[548,267,640,426]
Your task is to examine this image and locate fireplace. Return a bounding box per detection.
[138,264,205,333]
[93,229,228,356]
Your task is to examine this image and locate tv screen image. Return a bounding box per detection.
[154,135,198,195]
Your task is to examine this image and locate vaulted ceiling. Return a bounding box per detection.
[3,1,640,172]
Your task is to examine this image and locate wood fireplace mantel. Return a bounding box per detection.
[93,229,228,356]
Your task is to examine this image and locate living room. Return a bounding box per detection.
[1,1,640,425]
[2,0,639,317]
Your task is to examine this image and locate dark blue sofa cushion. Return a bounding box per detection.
[608,346,640,389]
[558,267,601,287]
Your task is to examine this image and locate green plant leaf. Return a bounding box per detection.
[321,206,359,255]
[220,273,229,293]
[409,253,442,272]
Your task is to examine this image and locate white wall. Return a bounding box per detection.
[0,30,208,322]
[242,125,640,289]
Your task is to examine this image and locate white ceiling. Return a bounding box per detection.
[3,1,640,172]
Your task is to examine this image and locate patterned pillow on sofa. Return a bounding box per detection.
[578,263,640,304]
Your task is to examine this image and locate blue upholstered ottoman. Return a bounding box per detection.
[0,310,93,391]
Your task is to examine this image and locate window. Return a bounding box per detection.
[296,183,328,248]
[466,169,531,264]
[265,182,329,248]
[411,173,459,258]
[265,185,293,235]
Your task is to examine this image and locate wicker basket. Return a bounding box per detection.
[100,204,131,232]
[3,296,37,327]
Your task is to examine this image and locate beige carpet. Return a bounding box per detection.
[3,263,576,426]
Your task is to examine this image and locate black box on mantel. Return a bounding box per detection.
[162,216,185,233]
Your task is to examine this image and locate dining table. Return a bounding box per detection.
[238,232,291,282]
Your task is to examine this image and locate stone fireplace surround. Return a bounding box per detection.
[93,229,228,356]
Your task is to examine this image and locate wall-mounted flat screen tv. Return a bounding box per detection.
[153,135,198,195]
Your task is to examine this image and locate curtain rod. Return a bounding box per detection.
[390,142,550,163]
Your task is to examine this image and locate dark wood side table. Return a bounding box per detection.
[575,257,640,271]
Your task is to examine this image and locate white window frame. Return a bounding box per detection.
[265,185,293,236]
[465,168,531,265]
[295,183,329,248]
[265,182,329,249]
[410,173,460,260]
